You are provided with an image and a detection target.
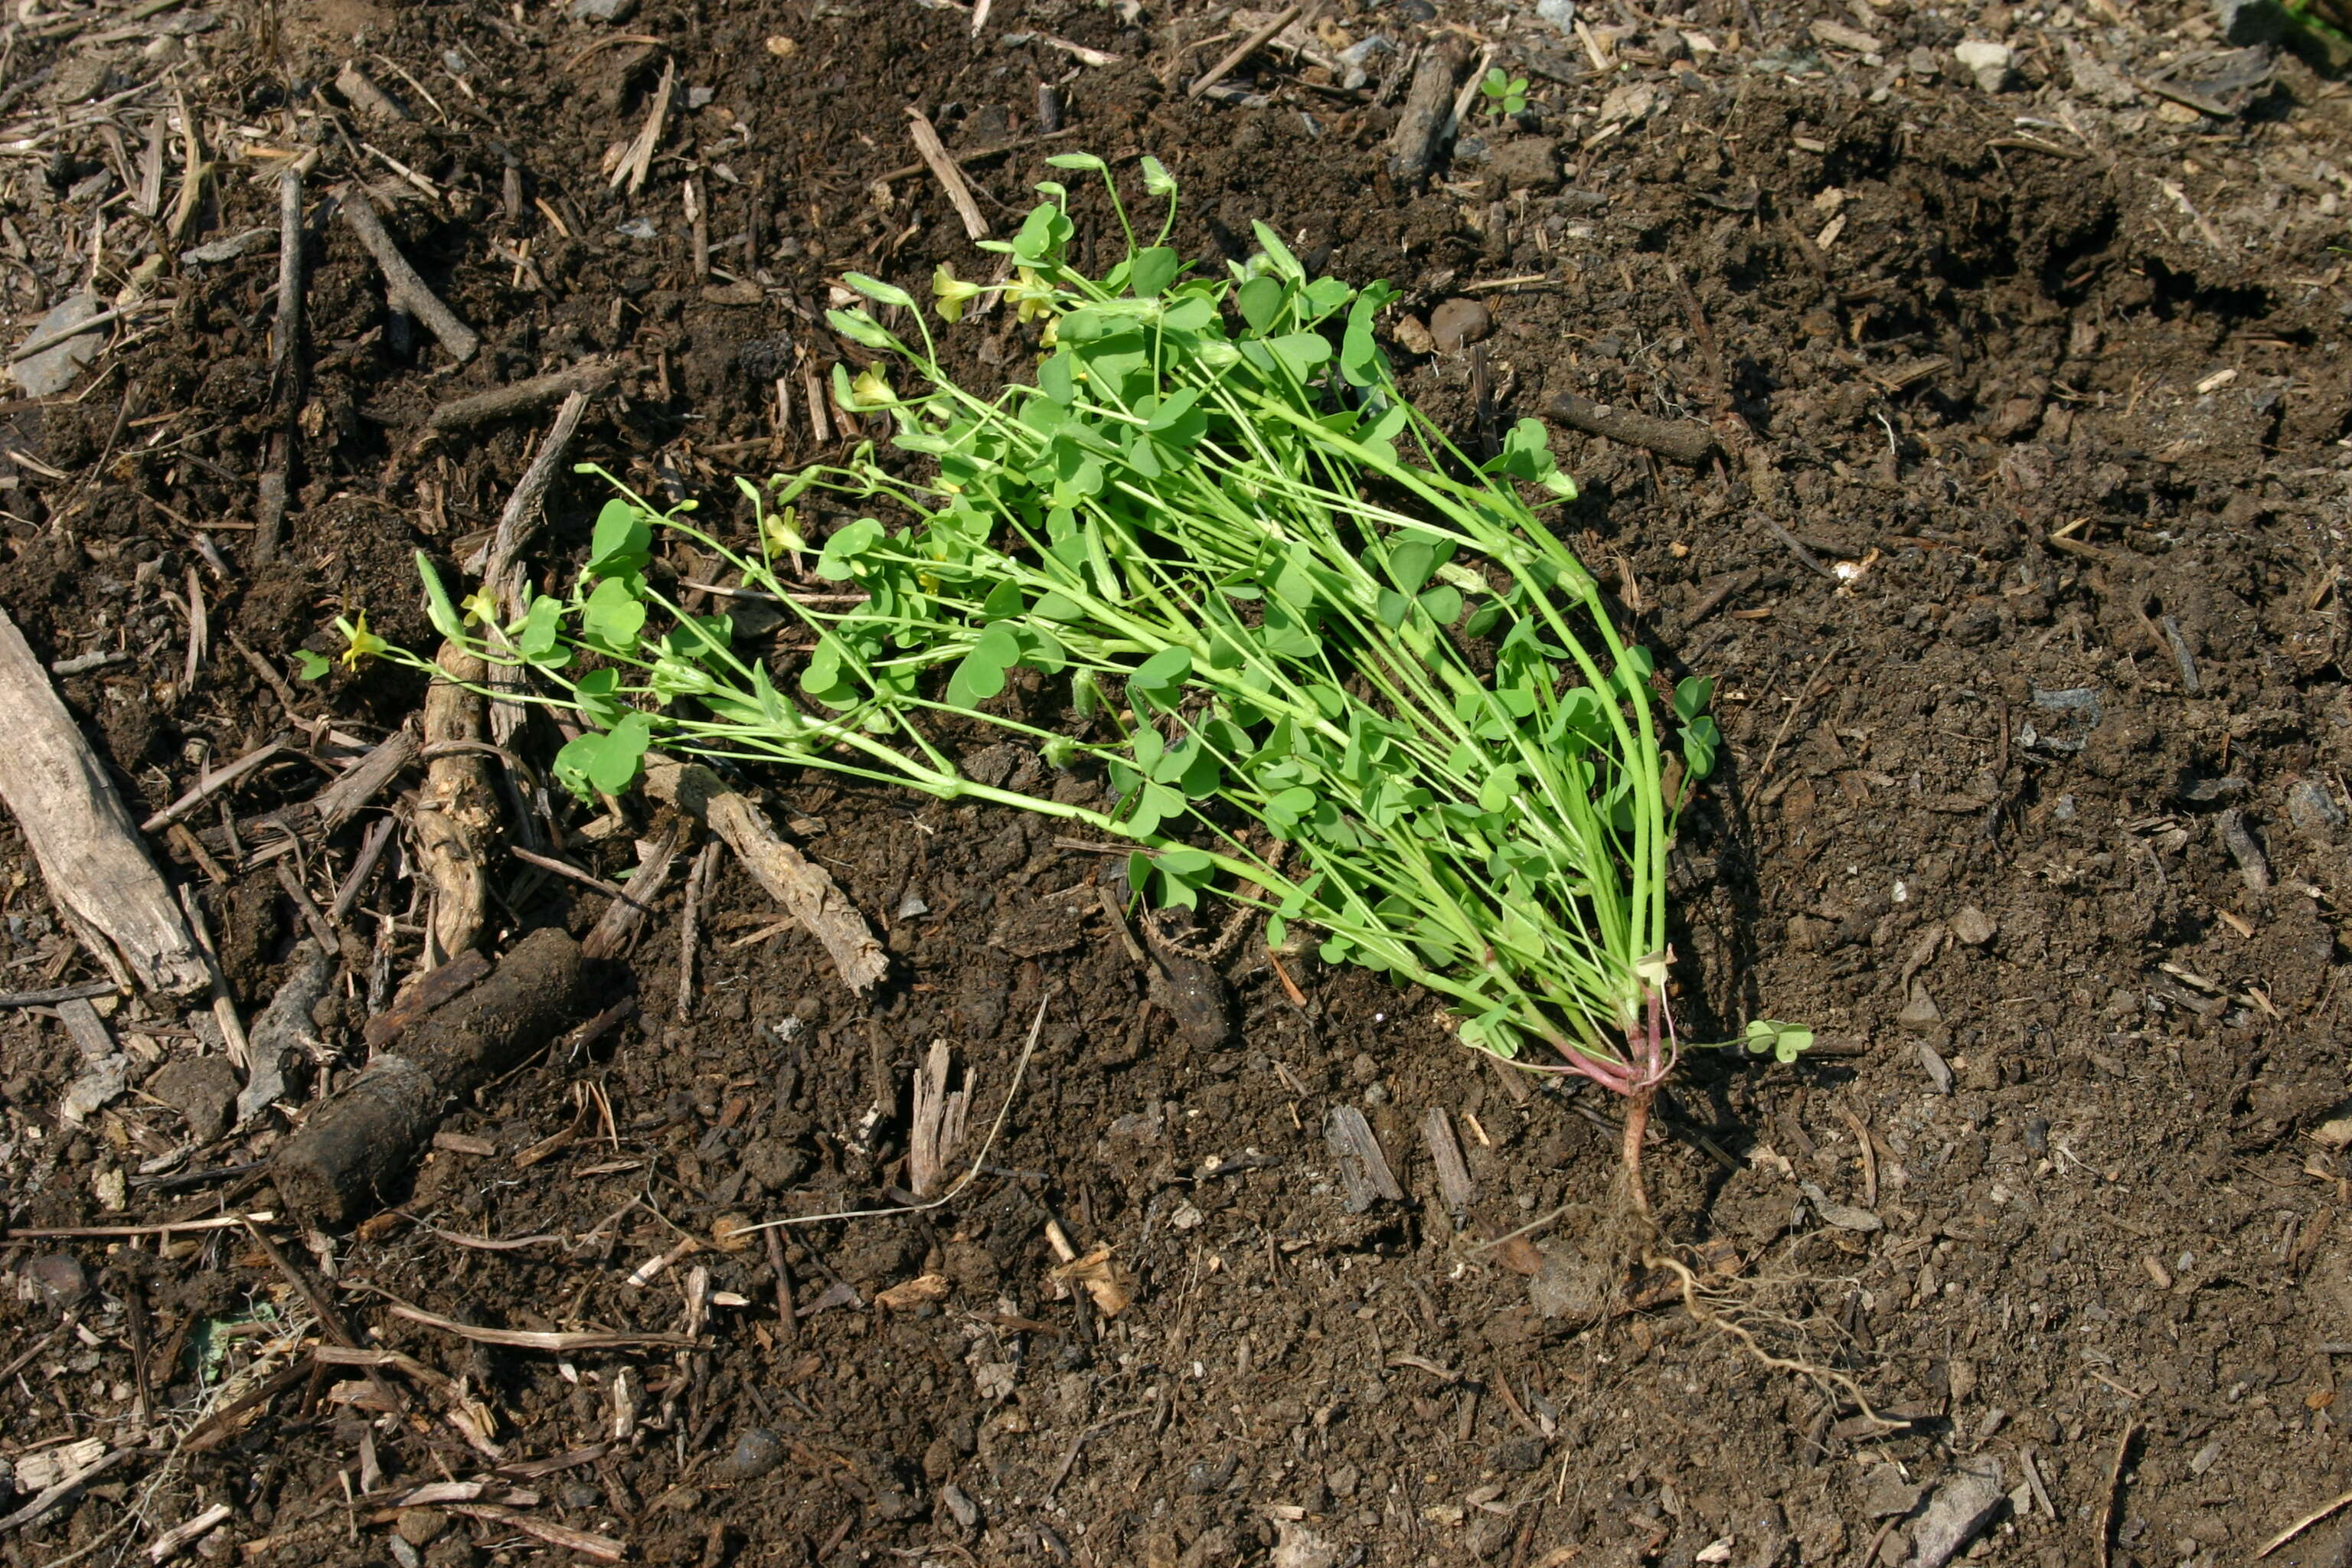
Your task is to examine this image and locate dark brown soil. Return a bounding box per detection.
[3,3,2351,1567]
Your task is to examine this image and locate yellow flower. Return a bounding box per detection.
[1013,267,1054,325]
[848,365,894,409]
[933,263,982,323]
[459,586,501,627]
[337,612,387,671]
[761,505,806,557]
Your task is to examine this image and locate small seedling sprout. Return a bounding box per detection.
[1479,67,1530,118]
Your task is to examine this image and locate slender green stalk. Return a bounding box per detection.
[351,155,1808,1126]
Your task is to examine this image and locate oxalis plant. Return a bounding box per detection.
[364,155,1810,1211]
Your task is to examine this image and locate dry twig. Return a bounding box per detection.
[1190,3,1310,96]
[416,642,496,965]
[338,185,481,363]
[905,109,989,240]
[0,605,205,994]
[642,757,885,992]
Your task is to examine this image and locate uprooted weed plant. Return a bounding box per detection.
[361,155,1808,1205]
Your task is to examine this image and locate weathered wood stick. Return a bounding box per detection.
[335,64,408,122]
[868,126,1080,187]
[172,730,416,865]
[0,606,204,995]
[428,362,614,433]
[466,387,596,581]
[256,165,306,566]
[1189,1,1309,97]
[642,756,887,992]
[338,185,480,364]
[314,730,418,834]
[273,927,590,1223]
[416,643,496,965]
[905,110,989,241]
[582,828,680,961]
[1547,390,1717,466]
[1389,37,1471,184]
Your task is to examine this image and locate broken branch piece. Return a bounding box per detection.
[273,927,593,1223]
[416,642,497,965]
[0,605,205,995]
[338,185,481,364]
[642,757,887,992]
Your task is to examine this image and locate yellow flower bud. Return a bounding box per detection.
[933,263,982,323]
[849,365,894,409]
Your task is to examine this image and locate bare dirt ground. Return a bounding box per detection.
[2,2,2351,1566]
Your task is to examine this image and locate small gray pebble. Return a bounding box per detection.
[1429,298,1491,352]
[714,1426,785,1482]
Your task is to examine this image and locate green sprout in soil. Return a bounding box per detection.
[1478,67,1530,119]
[362,154,1808,1208]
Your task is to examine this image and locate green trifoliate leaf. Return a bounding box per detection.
[580,577,647,652]
[1236,276,1284,335]
[518,595,569,665]
[1129,247,1180,297]
[815,518,884,582]
[588,498,653,579]
[575,668,624,728]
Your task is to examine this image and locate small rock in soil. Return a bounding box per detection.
[737,1136,809,1194]
[1916,1040,1954,1094]
[1905,1458,2003,1567]
[148,1056,240,1143]
[1494,1436,1547,1472]
[1429,298,1492,352]
[1527,1235,1612,1325]
[396,1509,450,1548]
[940,1481,980,1529]
[1952,39,2013,90]
[19,1253,87,1306]
[1487,137,1561,192]
[1393,315,1436,355]
[715,1427,784,1482]
[12,291,102,397]
[1949,906,1996,946]
[2288,777,2347,836]
[570,0,637,19]
[1534,0,1576,32]
[1896,981,1942,1034]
